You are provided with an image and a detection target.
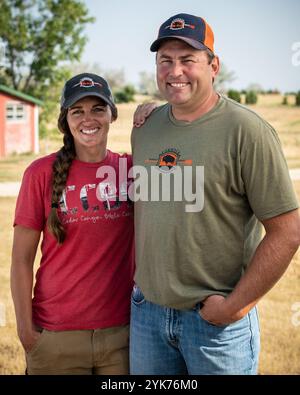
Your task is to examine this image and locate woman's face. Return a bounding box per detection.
[66,96,112,158]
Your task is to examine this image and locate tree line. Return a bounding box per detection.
[0,0,299,140]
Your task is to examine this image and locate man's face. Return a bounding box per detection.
[156,39,219,111]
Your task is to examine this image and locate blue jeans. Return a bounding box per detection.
[130,285,260,375]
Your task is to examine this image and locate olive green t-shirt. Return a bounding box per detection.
[131,95,299,310]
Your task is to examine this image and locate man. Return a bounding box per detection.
[130,13,300,375]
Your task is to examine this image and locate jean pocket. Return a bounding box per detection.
[131,284,146,306]
[198,311,228,328]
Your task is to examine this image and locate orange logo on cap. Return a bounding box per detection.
[166,18,195,30]
[73,77,102,89]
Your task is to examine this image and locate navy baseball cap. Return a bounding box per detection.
[61,73,118,120]
[150,13,214,53]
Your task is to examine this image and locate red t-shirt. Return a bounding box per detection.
[14,150,134,330]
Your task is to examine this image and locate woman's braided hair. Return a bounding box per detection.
[47,108,76,244]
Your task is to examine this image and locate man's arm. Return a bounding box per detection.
[200,209,300,325]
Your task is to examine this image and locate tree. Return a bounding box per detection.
[0,0,94,139]
[214,63,236,92]
[103,68,126,93]
[246,83,264,94]
[114,85,136,103]
[70,62,104,78]
[227,90,241,103]
[70,63,126,94]
[245,90,258,105]
[0,0,94,99]
[296,91,300,107]
[138,71,157,96]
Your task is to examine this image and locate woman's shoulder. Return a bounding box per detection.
[24,152,57,176]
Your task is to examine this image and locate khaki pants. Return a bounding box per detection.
[26,324,129,375]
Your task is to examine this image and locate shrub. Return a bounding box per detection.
[282,96,288,105]
[114,85,136,103]
[227,90,241,103]
[245,90,258,105]
[295,91,300,106]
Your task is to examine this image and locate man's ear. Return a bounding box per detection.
[211,55,220,78]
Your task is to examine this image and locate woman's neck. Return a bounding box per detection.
[75,146,107,163]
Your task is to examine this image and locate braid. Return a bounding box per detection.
[47,109,76,244]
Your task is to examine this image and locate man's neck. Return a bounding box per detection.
[171,91,220,123]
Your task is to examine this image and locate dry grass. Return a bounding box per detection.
[0,102,137,182]
[0,94,300,183]
[0,197,26,374]
[246,95,300,169]
[0,94,299,374]
[1,192,300,375]
[258,181,300,375]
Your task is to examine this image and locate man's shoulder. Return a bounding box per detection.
[221,95,261,118]
[221,95,262,121]
[147,102,169,120]
[131,103,169,140]
[220,95,275,133]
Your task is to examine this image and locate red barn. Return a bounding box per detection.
[0,84,42,158]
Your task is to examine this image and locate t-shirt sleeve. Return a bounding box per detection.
[241,120,299,220]
[14,166,45,231]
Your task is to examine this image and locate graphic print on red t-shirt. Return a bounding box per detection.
[14,150,134,331]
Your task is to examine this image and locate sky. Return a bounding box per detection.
[81,0,300,93]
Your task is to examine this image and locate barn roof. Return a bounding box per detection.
[0,84,43,106]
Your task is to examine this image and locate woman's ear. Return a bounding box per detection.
[108,107,115,123]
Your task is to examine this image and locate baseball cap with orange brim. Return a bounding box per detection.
[150,13,214,54]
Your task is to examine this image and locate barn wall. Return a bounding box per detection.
[0,94,5,156]
[0,92,37,157]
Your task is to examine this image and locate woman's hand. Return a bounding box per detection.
[19,327,42,353]
[133,102,157,128]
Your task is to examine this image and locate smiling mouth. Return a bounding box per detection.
[80,128,99,135]
[167,82,189,88]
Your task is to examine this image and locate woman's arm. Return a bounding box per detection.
[133,102,158,127]
[11,225,41,352]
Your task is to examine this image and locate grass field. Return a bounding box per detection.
[0,94,299,374]
[0,94,300,182]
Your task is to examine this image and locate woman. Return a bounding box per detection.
[11,73,151,375]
